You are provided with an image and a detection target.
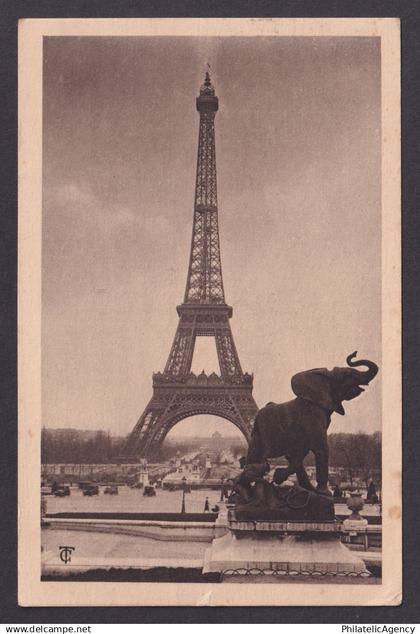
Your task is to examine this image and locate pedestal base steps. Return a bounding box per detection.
[203,519,370,578]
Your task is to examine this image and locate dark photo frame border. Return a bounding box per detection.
[1,0,419,624]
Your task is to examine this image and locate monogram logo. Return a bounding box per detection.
[59,545,75,564]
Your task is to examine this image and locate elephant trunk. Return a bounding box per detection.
[346,351,379,384]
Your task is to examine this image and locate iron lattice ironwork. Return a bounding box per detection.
[125,73,258,459]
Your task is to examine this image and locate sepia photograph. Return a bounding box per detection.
[18,18,401,606]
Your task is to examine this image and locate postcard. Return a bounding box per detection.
[18,17,401,606]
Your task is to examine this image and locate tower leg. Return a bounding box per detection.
[125,388,257,460]
[124,400,168,458]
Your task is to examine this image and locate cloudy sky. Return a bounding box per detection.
[42,36,381,437]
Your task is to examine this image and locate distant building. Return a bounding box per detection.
[41,463,140,478]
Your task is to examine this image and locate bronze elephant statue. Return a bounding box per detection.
[246,352,379,495]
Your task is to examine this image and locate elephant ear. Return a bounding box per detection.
[291,369,344,415]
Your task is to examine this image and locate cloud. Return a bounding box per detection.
[52,182,137,229]
[42,180,180,304]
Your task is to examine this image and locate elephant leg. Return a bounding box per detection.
[295,463,317,492]
[272,453,301,485]
[282,458,296,478]
[284,451,309,480]
[314,444,331,495]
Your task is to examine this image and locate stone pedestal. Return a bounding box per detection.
[203,516,369,577]
[214,508,229,538]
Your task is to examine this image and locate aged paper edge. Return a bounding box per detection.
[17,17,401,607]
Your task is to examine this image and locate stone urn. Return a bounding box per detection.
[346,491,364,520]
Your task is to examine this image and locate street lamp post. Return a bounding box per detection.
[181,476,187,514]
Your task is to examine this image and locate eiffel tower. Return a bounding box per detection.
[125,72,258,459]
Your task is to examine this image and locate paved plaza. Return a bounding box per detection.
[44,484,381,518]
[42,528,208,562]
[45,485,225,515]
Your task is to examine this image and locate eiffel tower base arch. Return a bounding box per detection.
[125,373,257,460]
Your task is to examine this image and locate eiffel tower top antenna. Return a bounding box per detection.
[183,68,225,306]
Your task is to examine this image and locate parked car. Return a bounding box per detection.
[82,484,99,496]
[104,485,118,495]
[143,485,156,497]
[54,486,70,497]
